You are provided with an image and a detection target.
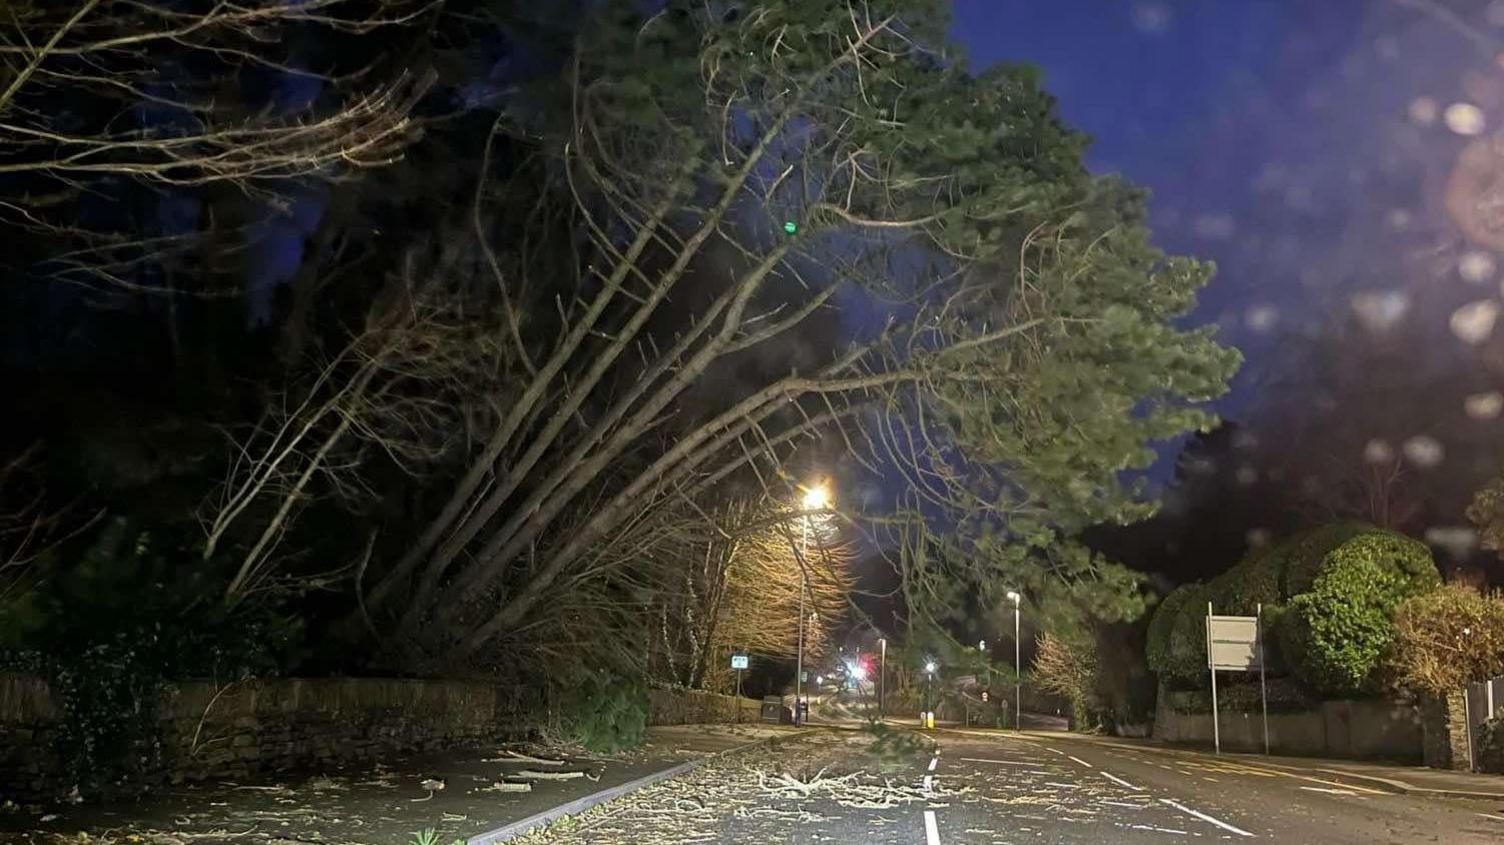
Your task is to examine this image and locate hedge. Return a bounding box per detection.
[1278,531,1440,696]
[1147,524,1440,695]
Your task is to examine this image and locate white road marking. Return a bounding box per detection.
[1043,746,1065,756]
[1478,813,1504,823]
[922,774,933,791]
[928,757,938,772]
[1100,799,1148,809]
[1100,771,1142,791]
[923,809,941,845]
[1067,755,1094,768]
[1159,798,1255,838]
[959,758,1044,766]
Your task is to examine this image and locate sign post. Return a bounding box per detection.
[731,652,749,723]
[1205,603,1268,755]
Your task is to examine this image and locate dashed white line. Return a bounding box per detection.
[1159,798,1255,838]
[927,757,938,772]
[1043,746,1066,756]
[922,774,933,791]
[1067,755,1094,768]
[1100,771,1142,791]
[923,809,941,845]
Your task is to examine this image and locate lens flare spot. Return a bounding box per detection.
[1402,435,1445,468]
[1351,291,1410,332]
[1450,300,1499,344]
[1445,102,1486,136]
[1460,251,1497,283]
[1408,97,1439,125]
[1364,439,1395,464]
[1465,391,1504,419]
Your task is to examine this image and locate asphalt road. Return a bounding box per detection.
[513,726,1504,844]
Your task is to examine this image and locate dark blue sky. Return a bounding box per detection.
[950,0,1403,417]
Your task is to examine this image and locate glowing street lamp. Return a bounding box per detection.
[1006,590,1021,731]
[794,481,832,725]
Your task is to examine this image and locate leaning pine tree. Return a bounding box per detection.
[334,0,1242,671]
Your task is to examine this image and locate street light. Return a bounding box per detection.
[795,481,831,726]
[924,658,938,721]
[1006,590,1021,732]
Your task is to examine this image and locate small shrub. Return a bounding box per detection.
[554,673,649,753]
[1281,531,1440,696]
[1477,709,1504,775]
[0,518,300,796]
[1386,583,1504,697]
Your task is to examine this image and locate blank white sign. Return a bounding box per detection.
[1207,615,1262,671]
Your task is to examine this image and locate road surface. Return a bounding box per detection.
[511,726,1504,844]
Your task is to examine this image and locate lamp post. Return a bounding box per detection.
[1006,590,1021,732]
[878,637,887,720]
[795,482,830,726]
[925,659,937,721]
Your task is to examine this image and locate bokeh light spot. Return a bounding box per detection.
[1401,435,1445,468]
[1449,300,1499,344]
[1444,102,1486,136]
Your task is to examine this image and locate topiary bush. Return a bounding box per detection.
[1146,582,1214,688]
[1277,522,1373,597]
[1279,531,1440,696]
[1145,583,1194,682]
[1207,543,1281,615]
[554,672,649,753]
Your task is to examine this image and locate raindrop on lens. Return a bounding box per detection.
[1401,435,1445,468]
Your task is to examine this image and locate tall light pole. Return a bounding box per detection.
[1006,590,1021,732]
[878,637,887,720]
[925,659,937,716]
[795,482,830,726]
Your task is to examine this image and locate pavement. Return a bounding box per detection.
[502,724,1504,844]
[0,723,793,845]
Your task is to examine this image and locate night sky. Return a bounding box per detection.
[952,0,1497,417]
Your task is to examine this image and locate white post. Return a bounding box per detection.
[1258,603,1269,755]
[1208,601,1220,755]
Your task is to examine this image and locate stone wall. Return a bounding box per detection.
[1153,689,1422,762]
[648,687,761,725]
[1421,690,1472,770]
[2,675,766,801]
[0,674,536,801]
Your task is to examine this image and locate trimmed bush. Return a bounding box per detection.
[1150,583,1213,687]
[1207,542,1280,615]
[1146,583,1195,681]
[1277,522,1372,597]
[1280,532,1440,696]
